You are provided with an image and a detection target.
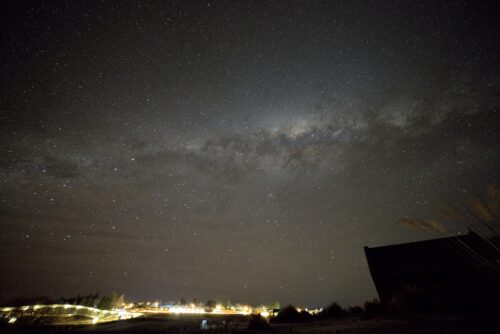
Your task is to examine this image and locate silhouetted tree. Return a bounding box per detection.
[205,300,216,311]
[348,305,364,317]
[115,294,125,308]
[272,305,311,323]
[248,314,269,330]
[97,292,120,310]
[273,305,298,323]
[320,302,348,319]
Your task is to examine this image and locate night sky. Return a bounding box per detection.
[1,0,500,307]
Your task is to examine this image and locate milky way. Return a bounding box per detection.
[1,1,499,307]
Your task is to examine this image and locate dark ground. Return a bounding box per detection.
[2,316,499,334]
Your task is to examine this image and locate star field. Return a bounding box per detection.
[1,0,500,307]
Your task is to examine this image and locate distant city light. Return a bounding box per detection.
[0,302,323,326]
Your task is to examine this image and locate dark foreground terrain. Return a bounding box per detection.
[2,316,499,334]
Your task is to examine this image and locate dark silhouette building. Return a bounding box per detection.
[364,232,500,314]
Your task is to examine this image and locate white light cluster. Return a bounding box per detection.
[169,306,206,314]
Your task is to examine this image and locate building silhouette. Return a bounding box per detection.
[364,231,500,314]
